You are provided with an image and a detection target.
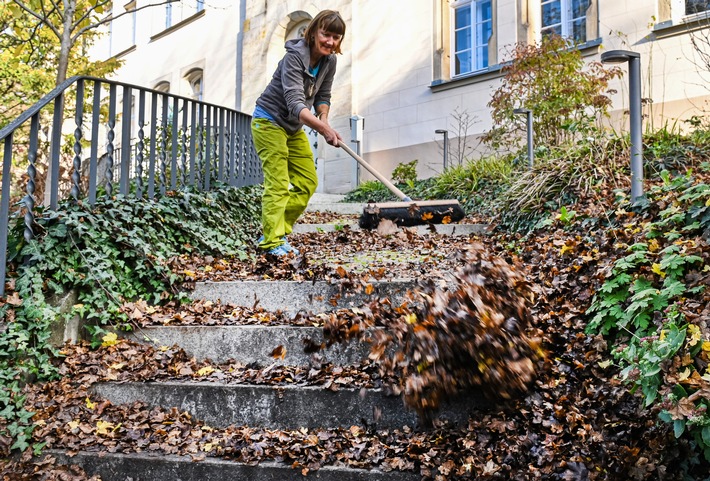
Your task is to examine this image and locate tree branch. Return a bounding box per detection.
[71,0,179,43]
[70,0,111,34]
[10,0,62,39]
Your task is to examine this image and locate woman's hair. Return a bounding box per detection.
[304,10,346,54]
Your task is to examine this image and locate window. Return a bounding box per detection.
[165,2,173,29]
[686,0,710,14]
[452,0,493,76]
[197,0,205,12]
[541,0,590,43]
[185,69,203,101]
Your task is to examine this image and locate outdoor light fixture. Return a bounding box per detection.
[513,108,534,168]
[435,129,449,171]
[601,49,644,202]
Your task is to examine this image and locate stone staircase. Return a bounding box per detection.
[47,195,490,480]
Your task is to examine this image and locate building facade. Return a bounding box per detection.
[99,0,710,194]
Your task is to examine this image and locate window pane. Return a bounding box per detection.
[476,46,488,70]
[456,28,472,51]
[456,51,472,75]
[571,0,590,18]
[686,0,710,14]
[571,18,586,42]
[455,6,472,29]
[478,19,492,45]
[542,0,562,27]
[541,25,562,39]
[480,0,492,19]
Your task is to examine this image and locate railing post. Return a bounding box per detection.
[0,137,13,297]
[120,86,132,195]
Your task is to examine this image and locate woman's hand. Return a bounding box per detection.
[300,108,343,146]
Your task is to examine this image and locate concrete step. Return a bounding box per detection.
[48,450,420,481]
[90,381,484,431]
[190,279,416,315]
[293,222,490,236]
[305,202,364,215]
[125,325,373,365]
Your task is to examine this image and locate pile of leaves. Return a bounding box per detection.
[316,246,542,423]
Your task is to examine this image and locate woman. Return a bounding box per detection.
[251,10,345,256]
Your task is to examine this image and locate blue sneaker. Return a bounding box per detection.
[257,235,299,255]
[266,244,291,256]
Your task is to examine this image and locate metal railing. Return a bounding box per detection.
[0,76,263,297]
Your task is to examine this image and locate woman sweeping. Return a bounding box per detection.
[251,10,345,256]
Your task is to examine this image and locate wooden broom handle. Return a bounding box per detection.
[338,142,412,202]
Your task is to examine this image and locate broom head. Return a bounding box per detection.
[359,199,465,229]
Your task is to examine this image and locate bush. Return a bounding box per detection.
[484,35,622,151]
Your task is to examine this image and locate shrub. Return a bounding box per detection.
[484,35,622,151]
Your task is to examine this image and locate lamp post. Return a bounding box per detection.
[513,108,534,168]
[435,129,449,171]
[601,49,644,202]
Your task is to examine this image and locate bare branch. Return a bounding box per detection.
[71,0,179,42]
[70,0,112,33]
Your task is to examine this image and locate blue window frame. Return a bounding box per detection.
[541,0,589,42]
[452,0,492,76]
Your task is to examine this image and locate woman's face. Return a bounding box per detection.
[311,29,342,59]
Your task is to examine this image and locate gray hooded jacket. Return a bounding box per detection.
[255,38,337,135]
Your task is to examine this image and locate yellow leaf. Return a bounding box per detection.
[651,263,666,278]
[196,366,215,376]
[660,330,667,341]
[598,360,612,369]
[96,420,115,435]
[183,270,196,279]
[67,420,80,431]
[648,239,660,253]
[159,345,169,352]
[560,244,574,255]
[421,212,434,221]
[85,397,96,410]
[203,265,213,273]
[678,368,691,382]
[101,332,119,347]
[203,443,214,452]
[688,325,701,347]
[108,362,125,371]
[702,341,710,352]
[405,313,417,324]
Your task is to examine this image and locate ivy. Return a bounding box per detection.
[0,183,261,454]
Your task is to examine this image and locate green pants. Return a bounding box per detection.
[251,118,318,250]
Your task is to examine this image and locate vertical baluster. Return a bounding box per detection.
[171,96,179,190]
[234,114,243,187]
[197,104,206,191]
[148,92,158,199]
[105,84,117,198]
[159,94,169,195]
[204,105,211,191]
[218,108,225,182]
[136,90,146,198]
[180,98,188,188]
[0,136,14,296]
[24,115,40,242]
[212,107,219,186]
[189,101,197,187]
[70,79,84,200]
[226,111,234,186]
[88,80,102,206]
[48,93,64,208]
[120,86,132,196]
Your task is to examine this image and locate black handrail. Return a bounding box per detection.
[0,75,263,297]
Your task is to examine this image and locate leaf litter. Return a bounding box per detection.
[3,193,710,480]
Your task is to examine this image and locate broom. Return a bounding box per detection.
[338,142,465,229]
